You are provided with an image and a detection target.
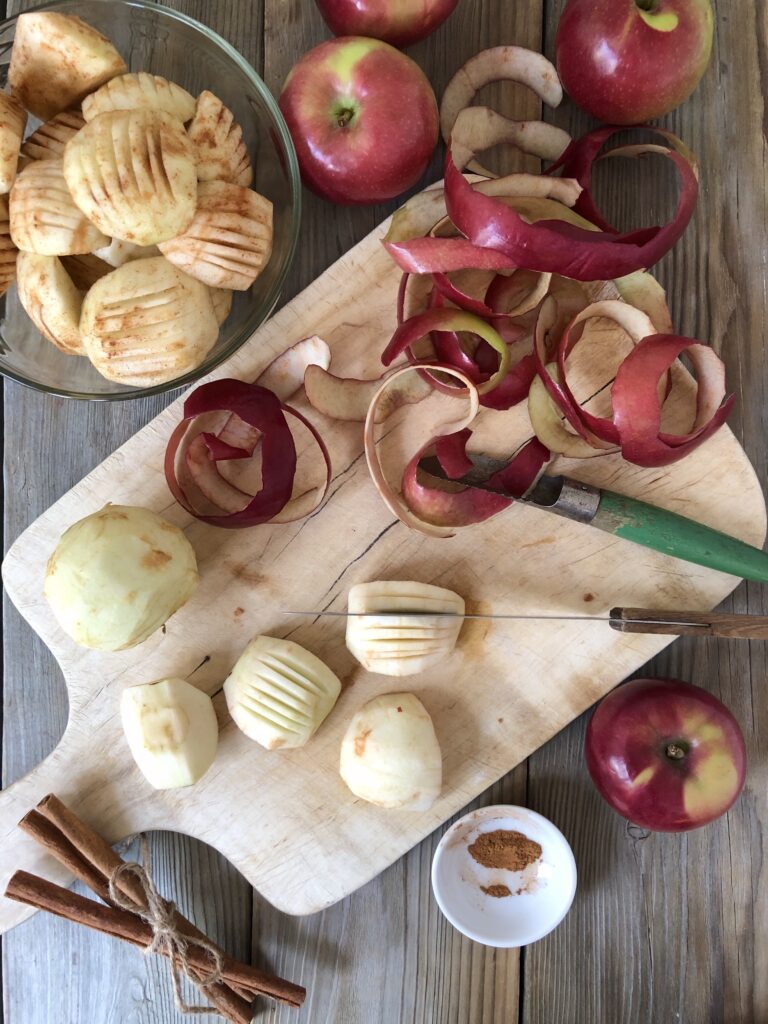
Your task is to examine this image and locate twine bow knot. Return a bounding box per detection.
[108,836,224,1016]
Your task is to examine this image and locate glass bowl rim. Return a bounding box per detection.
[0,0,302,402]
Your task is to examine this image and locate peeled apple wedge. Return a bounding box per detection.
[339,693,442,810]
[20,110,85,167]
[9,12,127,121]
[121,678,218,789]
[63,109,197,246]
[0,92,26,194]
[16,252,85,355]
[82,72,195,124]
[224,635,341,750]
[188,90,253,187]
[346,581,465,677]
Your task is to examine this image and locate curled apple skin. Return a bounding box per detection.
[585,677,746,832]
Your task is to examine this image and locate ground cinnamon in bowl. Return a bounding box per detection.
[480,884,512,898]
[468,829,542,872]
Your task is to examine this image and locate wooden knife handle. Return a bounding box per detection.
[609,607,768,640]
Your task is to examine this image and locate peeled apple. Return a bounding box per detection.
[44,504,199,651]
[339,692,442,810]
[121,677,218,789]
[224,635,341,749]
[345,581,465,676]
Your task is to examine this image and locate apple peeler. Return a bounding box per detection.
[418,454,768,584]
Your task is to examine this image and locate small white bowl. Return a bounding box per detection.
[431,804,577,948]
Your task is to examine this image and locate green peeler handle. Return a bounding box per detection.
[593,491,768,583]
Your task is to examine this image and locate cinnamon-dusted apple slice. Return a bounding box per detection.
[187,90,253,186]
[63,109,197,246]
[0,196,18,296]
[9,12,126,121]
[60,252,112,291]
[82,72,196,124]
[0,93,26,193]
[16,252,84,355]
[80,256,219,386]
[159,181,272,290]
[10,158,109,255]
[20,110,85,167]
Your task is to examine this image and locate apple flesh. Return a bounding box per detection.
[556,0,714,124]
[585,678,746,831]
[314,0,460,49]
[279,37,438,205]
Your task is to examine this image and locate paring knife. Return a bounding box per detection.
[284,607,768,640]
[418,454,768,585]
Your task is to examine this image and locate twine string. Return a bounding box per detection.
[108,835,224,1016]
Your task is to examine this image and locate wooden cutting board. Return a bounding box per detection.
[0,204,764,934]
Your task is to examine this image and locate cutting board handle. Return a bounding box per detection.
[0,720,152,936]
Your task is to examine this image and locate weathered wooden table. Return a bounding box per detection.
[2,0,765,1021]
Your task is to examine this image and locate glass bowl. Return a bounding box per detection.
[0,0,301,400]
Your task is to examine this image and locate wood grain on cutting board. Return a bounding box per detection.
[0,201,764,933]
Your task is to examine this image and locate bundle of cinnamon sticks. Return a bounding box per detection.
[4,795,306,1023]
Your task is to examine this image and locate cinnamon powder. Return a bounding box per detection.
[481,884,512,899]
[468,829,542,872]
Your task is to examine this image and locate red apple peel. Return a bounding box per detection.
[450,106,571,177]
[440,46,563,144]
[442,134,698,280]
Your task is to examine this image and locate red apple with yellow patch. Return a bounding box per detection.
[314,0,460,49]
[279,37,438,205]
[585,678,746,831]
[556,0,714,124]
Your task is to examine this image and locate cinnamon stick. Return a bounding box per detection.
[5,871,306,1010]
[30,796,254,1003]
[20,804,256,1020]
[22,796,306,1013]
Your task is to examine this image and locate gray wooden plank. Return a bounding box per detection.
[521,2,768,1022]
[1,2,263,1022]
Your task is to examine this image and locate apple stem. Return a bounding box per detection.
[336,108,355,129]
[665,742,687,760]
[635,0,657,9]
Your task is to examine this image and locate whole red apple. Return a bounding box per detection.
[279,37,438,205]
[556,0,714,124]
[314,0,460,49]
[585,678,746,831]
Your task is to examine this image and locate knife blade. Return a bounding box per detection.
[418,454,768,584]
[284,607,768,639]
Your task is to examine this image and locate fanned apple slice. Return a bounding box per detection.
[9,12,127,121]
[20,110,86,167]
[0,92,26,194]
[0,196,18,296]
[16,252,84,355]
[187,90,253,187]
[10,158,109,255]
[80,256,219,386]
[63,109,197,246]
[346,581,466,677]
[83,72,196,124]
[159,181,272,290]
